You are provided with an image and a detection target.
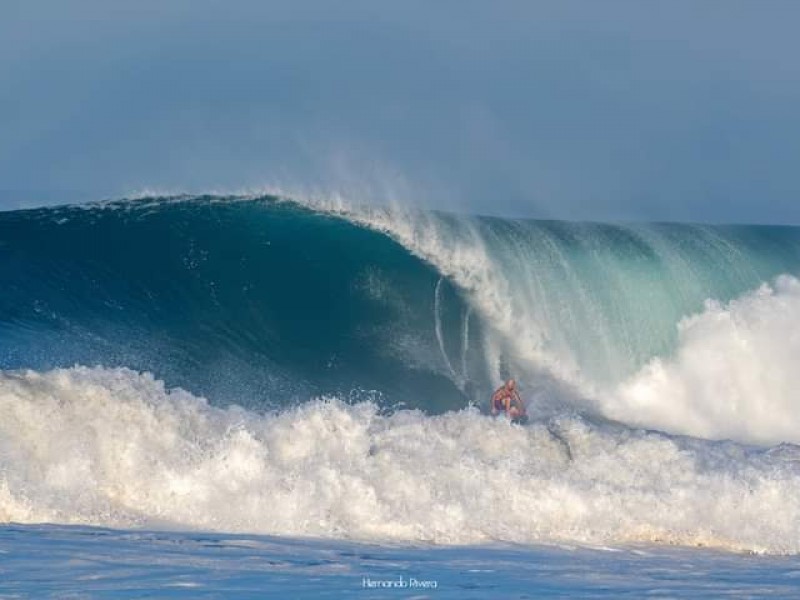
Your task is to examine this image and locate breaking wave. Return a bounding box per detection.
[2,194,800,553]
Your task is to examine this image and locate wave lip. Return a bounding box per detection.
[1,366,799,554]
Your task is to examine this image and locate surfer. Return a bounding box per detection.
[490,379,526,419]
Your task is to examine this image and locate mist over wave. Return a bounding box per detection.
[2,194,800,551]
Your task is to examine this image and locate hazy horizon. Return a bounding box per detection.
[3,1,800,223]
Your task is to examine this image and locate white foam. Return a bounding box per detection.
[1,366,798,553]
[605,275,800,445]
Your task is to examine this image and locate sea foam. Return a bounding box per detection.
[1,366,798,553]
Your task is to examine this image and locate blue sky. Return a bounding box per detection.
[2,1,799,222]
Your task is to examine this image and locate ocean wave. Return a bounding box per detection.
[3,194,800,551]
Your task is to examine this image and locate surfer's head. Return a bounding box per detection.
[506,379,516,390]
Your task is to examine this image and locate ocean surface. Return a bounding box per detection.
[1,194,799,597]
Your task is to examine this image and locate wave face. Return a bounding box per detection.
[2,194,800,553]
[0,197,481,411]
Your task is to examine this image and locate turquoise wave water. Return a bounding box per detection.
[452,214,800,387]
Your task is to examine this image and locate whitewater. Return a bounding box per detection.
[2,365,798,553]
[2,194,800,596]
